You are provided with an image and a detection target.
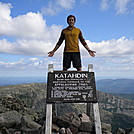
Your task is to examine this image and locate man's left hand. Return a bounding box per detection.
[89,50,96,57]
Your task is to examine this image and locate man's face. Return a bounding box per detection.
[68,17,75,27]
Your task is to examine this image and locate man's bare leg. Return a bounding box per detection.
[76,67,82,71]
[63,67,68,71]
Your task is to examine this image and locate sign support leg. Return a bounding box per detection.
[45,64,54,134]
[93,102,102,134]
[45,104,52,134]
[87,64,94,117]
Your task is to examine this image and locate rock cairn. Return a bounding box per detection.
[0,95,134,134]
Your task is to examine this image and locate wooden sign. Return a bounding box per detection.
[46,71,97,103]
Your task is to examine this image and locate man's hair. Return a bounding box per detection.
[67,15,76,23]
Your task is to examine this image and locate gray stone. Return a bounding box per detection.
[1,127,11,134]
[78,113,91,122]
[52,124,60,132]
[116,128,126,134]
[57,112,81,128]
[0,111,22,128]
[22,128,41,134]
[66,128,73,134]
[129,128,134,134]
[21,115,41,129]
[13,131,22,134]
[101,122,112,132]
[8,128,22,134]
[78,122,95,132]
[77,132,91,134]
[59,127,66,134]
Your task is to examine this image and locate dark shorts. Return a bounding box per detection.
[63,52,82,69]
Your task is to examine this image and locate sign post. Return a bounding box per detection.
[45,64,102,134]
[45,64,53,134]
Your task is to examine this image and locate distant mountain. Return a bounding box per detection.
[109,93,134,100]
[96,78,134,94]
[0,76,46,86]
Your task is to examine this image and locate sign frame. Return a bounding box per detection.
[46,71,97,103]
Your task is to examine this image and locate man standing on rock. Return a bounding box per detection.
[48,15,96,71]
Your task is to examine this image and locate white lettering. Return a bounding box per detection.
[54,73,88,79]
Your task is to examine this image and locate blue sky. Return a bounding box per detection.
[0,0,134,79]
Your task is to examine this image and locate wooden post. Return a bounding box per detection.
[45,64,53,134]
[87,64,93,117]
[93,103,102,134]
[87,64,102,134]
[45,104,52,134]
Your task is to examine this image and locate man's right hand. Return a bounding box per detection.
[48,51,54,57]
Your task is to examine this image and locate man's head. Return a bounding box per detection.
[67,15,76,27]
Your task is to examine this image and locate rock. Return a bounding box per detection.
[57,112,81,128]
[78,113,91,122]
[116,128,126,134]
[78,122,95,133]
[22,128,41,134]
[101,122,112,133]
[52,124,60,132]
[8,129,23,134]
[13,130,23,134]
[1,127,11,134]
[1,95,25,112]
[21,115,41,129]
[59,127,66,134]
[68,126,78,134]
[0,111,22,128]
[129,127,134,134]
[66,128,73,134]
[77,132,91,134]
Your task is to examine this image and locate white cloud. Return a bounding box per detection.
[41,1,61,16]
[0,36,133,58]
[0,39,55,56]
[100,0,134,14]
[56,0,76,9]
[0,2,12,20]
[0,57,61,71]
[41,0,76,16]
[0,2,62,40]
[100,0,109,11]
[80,0,88,4]
[29,58,39,61]
[115,0,130,14]
[81,37,134,57]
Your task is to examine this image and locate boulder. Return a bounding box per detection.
[1,95,25,112]
[129,127,134,134]
[57,112,81,128]
[1,127,11,134]
[78,113,91,122]
[78,122,95,133]
[66,128,73,134]
[21,115,41,129]
[116,128,126,134]
[22,128,41,134]
[0,111,22,128]
[59,127,66,134]
[77,132,91,134]
[52,124,60,132]
[101,122,112,133]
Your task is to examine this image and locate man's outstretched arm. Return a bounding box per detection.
[79,31,96,57]
[48,44,61,57]
[48,31,65,57]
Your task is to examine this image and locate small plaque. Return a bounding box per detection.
[46,71,97,103]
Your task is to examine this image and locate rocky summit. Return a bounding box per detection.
[0,83,134,134]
